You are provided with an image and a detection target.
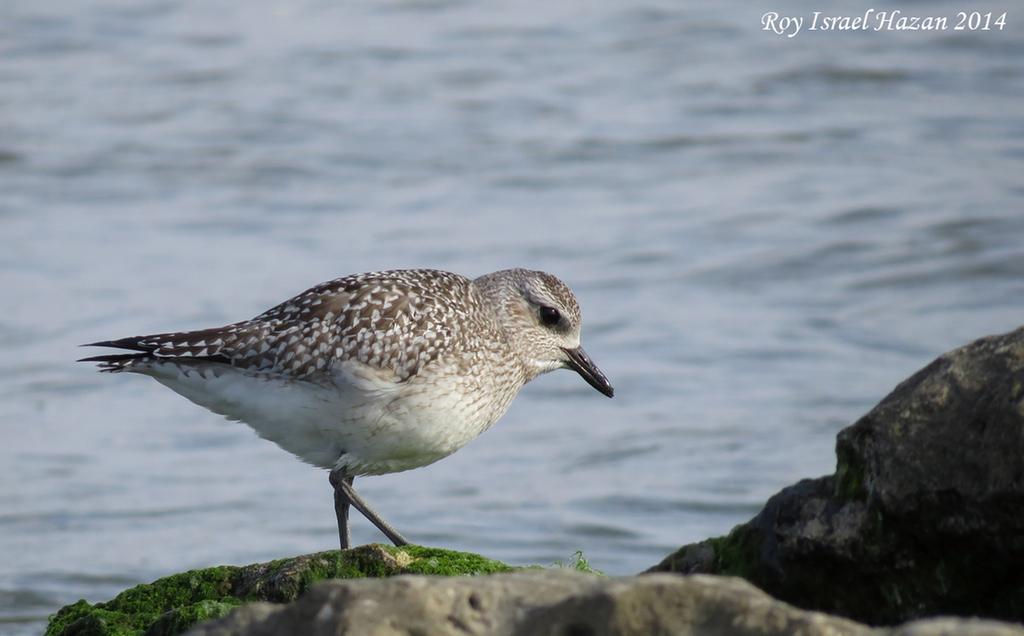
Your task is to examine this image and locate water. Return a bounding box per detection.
[2,0,1022,632]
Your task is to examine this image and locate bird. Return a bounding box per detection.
[80,268,613,550]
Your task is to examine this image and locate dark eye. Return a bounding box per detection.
[539,306,561,327]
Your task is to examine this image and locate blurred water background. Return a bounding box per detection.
[2,0,1022,632]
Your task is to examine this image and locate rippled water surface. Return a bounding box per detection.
[2,0,1022,632]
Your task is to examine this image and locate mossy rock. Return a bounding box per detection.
[46,544,513,636]
[650,327,1024,626]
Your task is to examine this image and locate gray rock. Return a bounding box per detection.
[186,570,863,636]
[186,571,1024,636]
[649,326,1024,625]
[890,619,1024,636]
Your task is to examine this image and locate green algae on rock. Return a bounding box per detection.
[46,544,513,636]
[552,550,604,575]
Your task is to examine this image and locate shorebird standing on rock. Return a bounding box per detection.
[81,268,614,549]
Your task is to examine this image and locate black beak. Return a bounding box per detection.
[562,346,614,398]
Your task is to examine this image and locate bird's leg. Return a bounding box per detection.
[329,469,410,547]
[340,478,411,546]
[329,467,352,550]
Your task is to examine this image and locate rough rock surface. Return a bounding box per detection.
[650,327,1024,625]
[187,570,1024,636]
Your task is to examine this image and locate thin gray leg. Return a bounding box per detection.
[329,468,410,547]
[329,468,352,550]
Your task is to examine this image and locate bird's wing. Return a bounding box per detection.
[80,270,476,380]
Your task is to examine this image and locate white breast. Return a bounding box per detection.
[136,357,522,476]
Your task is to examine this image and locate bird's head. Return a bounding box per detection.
[475,269,613,398]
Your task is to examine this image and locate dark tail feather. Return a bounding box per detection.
[79,336,159,371]
[77,352,152,372]
[80,337,158,354]
[79,332,234,371]
[77,352,149,363]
